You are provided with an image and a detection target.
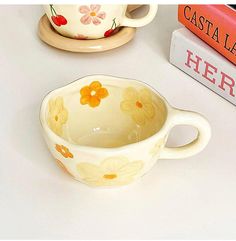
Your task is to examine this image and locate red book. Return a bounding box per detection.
[178,5,236,65]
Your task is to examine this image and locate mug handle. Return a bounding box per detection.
[160,108,211,159]
[121,5,158,27]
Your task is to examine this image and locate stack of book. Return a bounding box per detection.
[170,5,236,105]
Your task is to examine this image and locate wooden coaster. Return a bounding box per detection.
[38,14,136,53]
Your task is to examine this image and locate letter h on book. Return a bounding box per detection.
[185,49,235,97]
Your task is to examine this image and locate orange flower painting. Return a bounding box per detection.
[80,81,109,107]
[55,144,74,158]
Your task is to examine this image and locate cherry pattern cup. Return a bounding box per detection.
[44,4,158,39]
[50,5,67,27]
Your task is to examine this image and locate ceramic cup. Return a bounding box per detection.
[43,4,158,39]
[40,75,211,188]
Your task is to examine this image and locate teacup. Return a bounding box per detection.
[43,4,158,39]
[40,75,211,188]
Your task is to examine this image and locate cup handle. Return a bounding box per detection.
[121,5,158,27]
[160,108,211,159]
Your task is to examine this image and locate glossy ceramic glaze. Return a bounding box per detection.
[43,4,158,39]
[40,75,211,187]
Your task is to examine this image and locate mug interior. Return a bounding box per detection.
[43,76,167,148]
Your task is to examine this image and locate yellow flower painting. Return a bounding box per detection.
[120,87,155,126]
[77,157,143,187]
[47,96,68,136]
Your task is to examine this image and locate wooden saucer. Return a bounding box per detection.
[38,14,136,53]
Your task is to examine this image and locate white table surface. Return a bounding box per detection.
[0,5,236,239]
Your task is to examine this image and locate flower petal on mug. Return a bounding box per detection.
[56,144,73,159]
[123,87,138,101]
[47,97,68,136]
[90,81,102,91]
[118,161,143,177]
[97,11,106,19]
[92,17,101,25]
[79,5,90,14]
[120,100,134,113]
[89,96,101,107]
[80,86,91,96]
[80,14,92,25]
[96,88,109,99]
[132,111,146,126]
[143,103,155,119]
[140,88,152,102]
[54,96,64,111]
[48,119,62,136]
[77,163,102,179]
[80,95,90,105]
[58,109,68,124]
[90,4,101,13]
[101,157,129,173]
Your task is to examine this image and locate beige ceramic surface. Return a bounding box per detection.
[127,4,143,13]
[40,75,211,188]
[38,14,136,53]
[43,4,158,39]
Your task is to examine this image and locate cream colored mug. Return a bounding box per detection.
[40,75,211,188]
[43,4,158,39]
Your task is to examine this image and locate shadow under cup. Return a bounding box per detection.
[44,76,167,148]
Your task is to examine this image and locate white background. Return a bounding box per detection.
[0,5,236,239]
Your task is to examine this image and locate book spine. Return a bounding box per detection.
[170,28,236,106]
[178,4,236,65]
